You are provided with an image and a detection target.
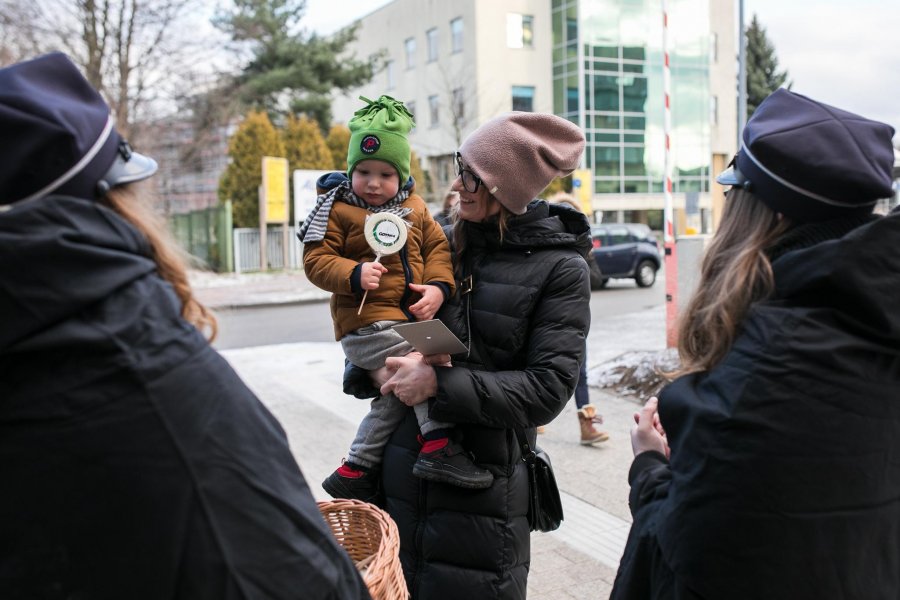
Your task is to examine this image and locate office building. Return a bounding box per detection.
[331,0,736,232]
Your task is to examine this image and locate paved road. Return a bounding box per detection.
[211,275,665,350]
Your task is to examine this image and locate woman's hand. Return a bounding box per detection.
[381,353,438,406]
[631,396,670,458]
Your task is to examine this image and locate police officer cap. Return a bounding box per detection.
[0,52,157,207]
[717,88,895,223]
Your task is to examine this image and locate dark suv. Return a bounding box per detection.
[590,223,661,288]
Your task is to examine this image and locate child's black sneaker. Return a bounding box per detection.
[412,438,493,489]
[322,463,380,503]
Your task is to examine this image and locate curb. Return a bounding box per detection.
[206,296,330,311]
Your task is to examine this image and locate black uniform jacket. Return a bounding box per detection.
[350,200,592,599]
[612,209,900,600]
[0,196,369,599]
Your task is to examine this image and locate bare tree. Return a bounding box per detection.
[0,0,223,140]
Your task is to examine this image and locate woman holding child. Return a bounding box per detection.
[346,111,593,599]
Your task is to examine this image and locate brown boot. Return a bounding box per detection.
[577,404,609,445]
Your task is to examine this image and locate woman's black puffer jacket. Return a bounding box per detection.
[381,200,592,599]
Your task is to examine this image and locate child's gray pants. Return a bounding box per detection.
[341,320,453,469]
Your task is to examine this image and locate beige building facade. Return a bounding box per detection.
[332,0,736,233]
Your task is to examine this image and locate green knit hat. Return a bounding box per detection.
[347,95,415,186]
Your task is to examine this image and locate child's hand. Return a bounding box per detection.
[360,261,388,290]
[407,283,444,320]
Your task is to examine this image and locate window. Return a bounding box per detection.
[506,14,534,48]
[428,95,439,127]
[405,37,416,69]
[566,87,578,113]
[385,60,395,89]
[710,95,718,125]
[407,101,416,128]
[710,32,718,63]
[450,17,463,53]
[512,86,535,112]
[426,28,438,62]
[452,87,465,125]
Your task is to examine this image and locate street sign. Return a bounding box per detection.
[293,169,330,227]
[572,168,593,215]
[262,156,289,224]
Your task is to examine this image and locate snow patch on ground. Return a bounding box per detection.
[589,348,680,402]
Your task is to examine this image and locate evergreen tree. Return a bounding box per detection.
[281,114,332,223]
[746,14,790,118]
[325,124,351,171]
[540,175,573,199]
[282,115,332,171]
[214,0,380,130]
[219,110,286,228]
[410,150,428,199]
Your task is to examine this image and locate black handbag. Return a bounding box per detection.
[515,428,564,533]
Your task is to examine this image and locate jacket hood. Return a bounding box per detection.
[465,199,592,257]
[0,195,157,350]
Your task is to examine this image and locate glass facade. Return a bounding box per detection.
[552,0,711,196]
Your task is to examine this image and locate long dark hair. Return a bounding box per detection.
[103,182,218,341]
[676,188,790,374]
[450,197,513,282]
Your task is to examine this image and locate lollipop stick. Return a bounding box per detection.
[357,254,382,315]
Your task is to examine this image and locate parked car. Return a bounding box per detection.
[590,223,661,288]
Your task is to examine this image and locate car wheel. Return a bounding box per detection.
[635,260,657,287]
[599,277,609,289]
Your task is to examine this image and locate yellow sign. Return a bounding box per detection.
[262,156,289,224]
[572,169,593,215]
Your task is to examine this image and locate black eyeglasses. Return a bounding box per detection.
[455,152,483,193]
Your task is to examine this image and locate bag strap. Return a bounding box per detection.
[514,427,537,466]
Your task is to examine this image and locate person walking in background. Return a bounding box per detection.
[299,95,492,502]
[0,53,370,599]
[612,89,900,599]
[347,111,591,599]
[574,344,609,445]
[433,187,459,227]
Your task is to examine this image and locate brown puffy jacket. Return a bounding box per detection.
[303,190,455,340]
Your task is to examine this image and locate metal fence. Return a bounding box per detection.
[169,201,233,272]
[233,226,302,273]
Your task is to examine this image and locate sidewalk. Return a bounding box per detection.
[193,268,666,599]
[190,269,329,309]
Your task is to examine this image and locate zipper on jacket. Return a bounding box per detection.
[399,246,415,320]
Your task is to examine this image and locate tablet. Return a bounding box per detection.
[392,320,468,355]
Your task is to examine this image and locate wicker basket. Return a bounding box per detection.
[318,499,408,600]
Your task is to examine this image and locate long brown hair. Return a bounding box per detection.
[676,188,790,374]
[103,182,218,341]
[450,196,513,281]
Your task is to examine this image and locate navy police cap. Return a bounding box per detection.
[717,88,895,223]
[0,52,157,207]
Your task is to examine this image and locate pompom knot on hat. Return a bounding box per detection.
[716,88,895,223]
[0,52,157,207]
[458,112,586,214]
[347,95,415,186]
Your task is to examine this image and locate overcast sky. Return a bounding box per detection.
[301,0,900,138]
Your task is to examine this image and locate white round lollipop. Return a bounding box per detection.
[357,212,409,315]
[364,212,408,255]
